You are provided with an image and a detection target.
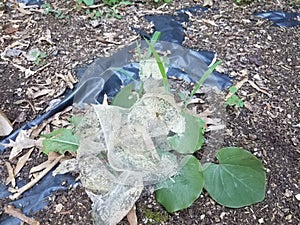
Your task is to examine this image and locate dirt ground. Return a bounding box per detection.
[0,0,299,224]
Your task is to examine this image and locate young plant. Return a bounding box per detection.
[86,9,103,19]
[77,0,131,19]
[140,34,265,212]
[77,0,94,6]
[225,86,244,107]
[42,3,69,19]
[31,50,47,66]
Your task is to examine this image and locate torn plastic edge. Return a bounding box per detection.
[254,11,300,27]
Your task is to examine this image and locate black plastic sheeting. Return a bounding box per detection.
[0,172,76,225]
[17,0,43,6]
[0,6,232,224]
[133,6,209,44]
[72,40,232,105]
[255,11,300,27]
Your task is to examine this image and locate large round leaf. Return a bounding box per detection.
[155,156,204,212]
[168,113,205,154]
[204,147,266,208]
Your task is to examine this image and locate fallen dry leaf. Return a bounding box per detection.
[247,80,272,97]
[203,0,213,7]
[5,162,16,187]
[29,150,60,175]
[4,205,40,225]
[4,26,18,34]
[0,110,13,136]
[126,205,138,225]
[14,147,35,176]
[1,130,36,160]
[10,154,64,200]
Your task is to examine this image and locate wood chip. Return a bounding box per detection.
[29,160,53,174]
[4,205,40,225]
[4,26,18,34]
[31,89,55,99]
[203,0,214,7]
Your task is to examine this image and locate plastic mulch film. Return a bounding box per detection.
[254,11,300,27]
[17,0,43,6]
[73,40,231,105]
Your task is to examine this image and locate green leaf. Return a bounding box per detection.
[69,115,83,127]
[144,38,170,92]
[229,86,238,94]
[83,0,94,6]
[168,113,205,154]
[226,94,244,107]
[145,31,161,60]
[203,147,266,208]
[111,83,138,108]
[236,98,244,107]
[40,52,47,58]
[186,60,222,107]
[42,128,79,155]
[155,156,204,212]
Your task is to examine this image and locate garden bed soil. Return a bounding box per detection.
[0,0,299,224]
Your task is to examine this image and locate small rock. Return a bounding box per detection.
[54,203,64,213]
[295,193,300,201]
[284,189,293,198]
[253,74,261,80]
[249,134,257,140]
[4,48,23,58]
[220,212,226,220]
[285,214,292,220]
[258,218,264,224]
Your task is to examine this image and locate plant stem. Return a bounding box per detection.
[185,60,222,107]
